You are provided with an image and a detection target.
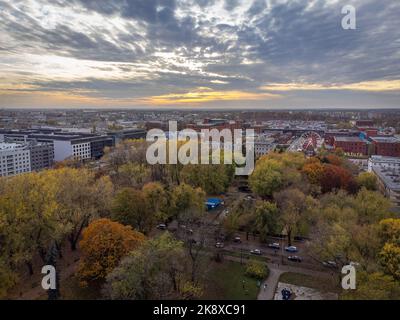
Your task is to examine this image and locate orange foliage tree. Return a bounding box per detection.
[77,218,145,284]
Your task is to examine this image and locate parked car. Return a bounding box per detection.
[285,246,298,253]
[215,242,224,248]
[322,261,338,268]
[287,256,302,262]
[250,249,262,255]
[268,242,280,249]
[233,236,242,243]
[157,223,167,230]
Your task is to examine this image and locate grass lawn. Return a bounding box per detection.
[221,249,270,262]
[279,272,340,293]
[202,261,264,300]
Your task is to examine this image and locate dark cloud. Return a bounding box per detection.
[0,0,399,108]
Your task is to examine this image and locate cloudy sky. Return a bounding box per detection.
[0,0,399,109]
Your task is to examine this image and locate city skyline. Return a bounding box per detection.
[0,0,399,109]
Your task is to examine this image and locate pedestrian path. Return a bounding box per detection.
[257,262,333,300]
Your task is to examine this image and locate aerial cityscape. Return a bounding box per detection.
[0,0,399,308]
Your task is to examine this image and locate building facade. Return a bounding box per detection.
[333,136,368,156]
[0,143,31,177]
[370,137,400,157]
[28,142,54,171]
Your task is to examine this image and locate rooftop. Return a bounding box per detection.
[372,165,400,191]
[334,136,365,143]
[0,142,27,151]
[370,136,400,143]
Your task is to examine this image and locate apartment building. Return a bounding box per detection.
[0,129,113,162]
[28,142,54,171]
[254,135,275,157]
[0,143,31,177]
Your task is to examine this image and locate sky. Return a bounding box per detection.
[0,0,399,109]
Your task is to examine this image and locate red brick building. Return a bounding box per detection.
[333,136,368,155]
[371,137,400,157]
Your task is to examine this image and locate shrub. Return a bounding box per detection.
[245,260,268,279]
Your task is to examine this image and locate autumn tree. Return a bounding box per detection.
[115,163,150,188]
[142,182,168,222]
[341,272,400,300]
[78,218,145,284]
[309,190,393,274]
[352,188,392,224]
[111,188,153,234]
[104,232,201,299]
[169,183,205,222]
[319,164,357,194]
[249,159,283,198]
[180,163,234,195]
[302,158,324,185]
[0,172,64,275]
[249,153,304,198]
[378,218,400,280]
[379,218,400,244]
[46,168,114,250]
[274,188,316,246]
[356,172,377,191]
[103,139,149,170]
[254,201,279,242]
[379,243,400,280]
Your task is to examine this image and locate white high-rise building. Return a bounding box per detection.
[0,143,31,177]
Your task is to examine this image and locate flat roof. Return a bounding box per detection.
[372,166,400,191]
[370,136,400,143]
[0,142,26,150]
[334,136,364,142]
